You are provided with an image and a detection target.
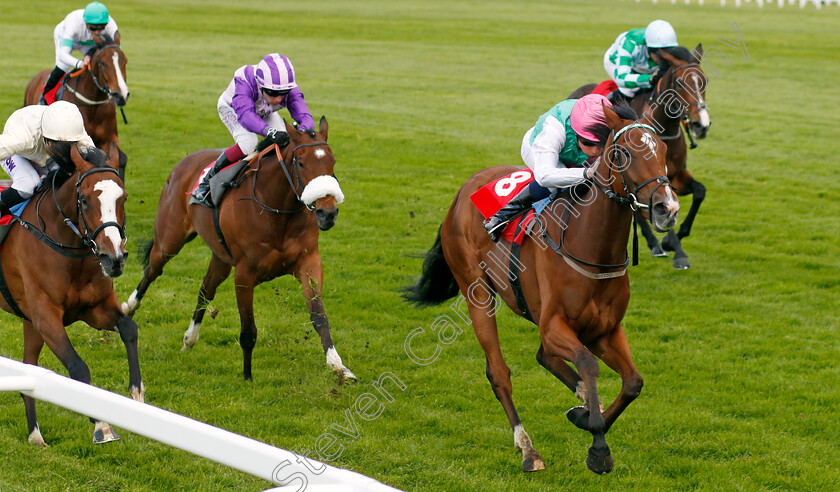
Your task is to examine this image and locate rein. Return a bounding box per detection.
[647,63,706,147]
[241,141,331,214]
[15,167,124,258]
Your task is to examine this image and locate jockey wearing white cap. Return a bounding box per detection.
[193,53,315,206]
[0,101,95,213]
[604,20,679,101]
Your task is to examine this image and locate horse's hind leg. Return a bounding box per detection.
[295,254,356,384]
[21,320,47,447]
[183,254,231,351]
[460,274,545,472]
[117,148,127,182]
[122,232,197,316]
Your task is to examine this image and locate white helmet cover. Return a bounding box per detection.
[41,101,87,141]
[645,20,678,49]
[255,53,298,91]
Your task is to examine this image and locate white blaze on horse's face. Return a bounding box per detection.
[94,180,124,253]
[314,148,326,159]
[111,52,129,101]
[692,73,711,129]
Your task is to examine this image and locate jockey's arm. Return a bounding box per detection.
[284,89,315,131]
[614,40,653,90]
[530,117,587,189]
[58,40,85,70]
[231,79,269,136]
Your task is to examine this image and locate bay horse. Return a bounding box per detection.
[121,117,356,383]
[571,44,710,269]
[24,35,129,181]
[403,105,679,474]
[0,143,143,446]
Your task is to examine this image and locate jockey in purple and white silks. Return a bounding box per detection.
[40,2,121,105]
[193,53,315,205]
[0,101,96,214]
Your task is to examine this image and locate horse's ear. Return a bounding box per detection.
[69,144,85,169]
[284,119,301,140]
[106,142,119,169]
[603,102,623,131]
[693,43,703,62]
[318,116,328,141]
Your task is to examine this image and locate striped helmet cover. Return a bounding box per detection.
[254,53,298,91]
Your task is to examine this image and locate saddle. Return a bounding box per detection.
[0,185,31,245]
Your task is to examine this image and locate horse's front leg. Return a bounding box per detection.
[543,315,612,474]
[590,324,643,433]
[233,268,258,381]
[32,302,119,444]
[635,210,668,257]
[660,230,691,270]
[21,320,47,447]
[676,178,706,241]
[294,253,356,384]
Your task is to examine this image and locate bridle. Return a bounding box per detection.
[65,44,129,124]
[16,167,125,258]
[647,63,708,145]
[244,141,332,214]
[540,123,670,277]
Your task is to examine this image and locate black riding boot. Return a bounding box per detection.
[483,185,539,242]
[193,152,231,206]
[40,67,66,105]
[0,188,28,216]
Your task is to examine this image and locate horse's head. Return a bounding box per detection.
[282,117,343,231]
[66,143,128,277]
[90,39,129,107]
[601,104,679,232]
[658,44,710,139]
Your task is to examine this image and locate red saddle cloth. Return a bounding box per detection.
[186,159,238,195]
[591,80,618,97]
[470,170,538,245]
[39,76,66,105]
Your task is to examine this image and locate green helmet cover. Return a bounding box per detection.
[83,2,109,24]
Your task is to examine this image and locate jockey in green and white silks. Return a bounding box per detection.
[604,20,678,99]
[40,2,121,104]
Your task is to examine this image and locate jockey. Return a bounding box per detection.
[484,94,618,241]
[0,101,96,214]
[40,2,121,105]
[192,53,315,206]
[603,19,678,103]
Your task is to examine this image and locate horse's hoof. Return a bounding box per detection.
[651,244,668,257]
[522,452,546,472]
[673,257,691,270]
[93,427,120,444]
[566,406,590,431]
[586,449,614,475]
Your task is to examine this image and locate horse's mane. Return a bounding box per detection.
[583,101,638,146]
[44,146,108,190]
[95,34,115,48]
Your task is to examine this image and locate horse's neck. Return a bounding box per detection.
[252,152,303,212]
[39,177,83,243]
[556,185,633,265]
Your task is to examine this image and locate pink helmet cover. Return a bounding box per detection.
[570,94,612,142]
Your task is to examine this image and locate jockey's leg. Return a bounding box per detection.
[40,67,66,105]
[0,156,39,214]
[192,144,246,205]
[484,181,550,242]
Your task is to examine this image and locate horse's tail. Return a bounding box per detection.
[401,226,460,307]
[137,239,154,267]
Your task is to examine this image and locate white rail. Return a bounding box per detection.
[634,0,838,7]
[0,356,400,492]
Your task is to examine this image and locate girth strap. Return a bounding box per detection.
[0,254,28,320]
[509,218,534,323]
[212,205,233,259]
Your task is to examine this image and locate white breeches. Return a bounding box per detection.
[1,156,40,198]
[217,99,283,156]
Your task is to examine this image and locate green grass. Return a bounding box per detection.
[1,0,838,490]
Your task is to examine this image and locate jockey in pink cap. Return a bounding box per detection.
[484,94,637,241]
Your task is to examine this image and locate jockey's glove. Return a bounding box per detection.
[266,128,290,148]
